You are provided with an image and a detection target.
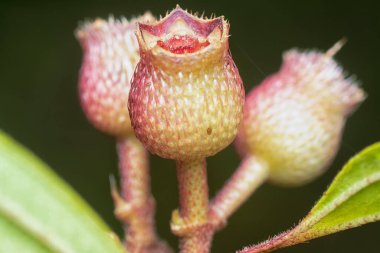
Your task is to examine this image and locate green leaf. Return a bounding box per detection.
[0,131,127,253]
[238,142,380,253]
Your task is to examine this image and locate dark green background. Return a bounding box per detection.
[0,0,379,252]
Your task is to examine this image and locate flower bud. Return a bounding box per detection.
[76,13,154,137]
[237,41,365,186]
[129,7,245,161]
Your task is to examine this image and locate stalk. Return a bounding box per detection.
[113,135,170,253]
[210,156,268,229]
[175,159,211,253]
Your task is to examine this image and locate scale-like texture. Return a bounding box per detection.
[129,8,244,161]
[77,14,153,137]
[238,47,365,186]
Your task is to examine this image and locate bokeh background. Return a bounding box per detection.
[0,0,379,252]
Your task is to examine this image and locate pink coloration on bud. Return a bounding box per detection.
[76,14,154,137]
[238,41,365,186]
[129,7,245,161]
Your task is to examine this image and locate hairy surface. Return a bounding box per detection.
[77,14,153,137]
[238,44,365,186]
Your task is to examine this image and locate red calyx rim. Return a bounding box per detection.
[138,7,225,55]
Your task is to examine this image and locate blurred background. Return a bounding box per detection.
[0,0,379,252]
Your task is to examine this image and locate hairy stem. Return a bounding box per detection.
[115,136,171,253]
[210,156,268,229]
[176,159,211,253]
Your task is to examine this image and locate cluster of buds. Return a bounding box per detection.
[76,5,365,253]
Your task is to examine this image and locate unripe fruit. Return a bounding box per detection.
[129,7,245,161]
[76,14,154,137]
[237,41,365,186]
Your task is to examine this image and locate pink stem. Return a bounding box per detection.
[210,156,268,229]
[176,159,211,253]
[117,136,171,253]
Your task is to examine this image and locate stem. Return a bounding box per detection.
[118,136,151,209]
[209,155,268,229]
[115,136,171,253]
[176,159,211,253]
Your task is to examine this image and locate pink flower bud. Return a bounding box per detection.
[237,40,365,186]
[76,14,154,137]
[129,7,245,161]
